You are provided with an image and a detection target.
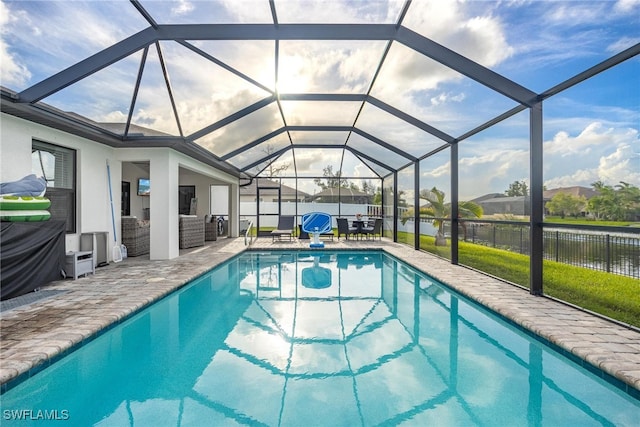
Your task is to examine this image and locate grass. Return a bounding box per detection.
[400,231,640,328]
[543,217,637,227]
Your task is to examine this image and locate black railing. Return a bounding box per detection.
[440,220,639,279]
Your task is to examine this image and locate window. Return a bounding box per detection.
[32,140,76,233]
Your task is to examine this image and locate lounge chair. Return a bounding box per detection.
[361,218,383,240]
[336,218,358,240]
[271,215,295,242]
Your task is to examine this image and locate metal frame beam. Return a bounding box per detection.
[540,43,640,100]
[154,23,398,41]
[240,145,290,172]
[353,128,416,161]
[18,28,157,103]
[177,40,274,94]
[344,146,393,174]
[529,102,544,295]
[221,128,287,160]
[395,26,537,106]
[189,96,276,140]
[414,161,420,250]
[279,93,366,102]
[368,96,455,143]
[450,143,459,264]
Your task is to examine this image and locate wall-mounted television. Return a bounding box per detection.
[137,178,150,196]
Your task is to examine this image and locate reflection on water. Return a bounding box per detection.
[2,252,638,426]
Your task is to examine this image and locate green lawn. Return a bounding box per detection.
[399,232,640,328]
[543,217,638,227]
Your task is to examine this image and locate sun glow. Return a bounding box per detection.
[276,54,310,94]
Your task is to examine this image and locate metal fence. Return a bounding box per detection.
[457,222,639,279]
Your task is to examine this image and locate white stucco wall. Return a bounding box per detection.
[1,114,118,255]
[2,112,240,260]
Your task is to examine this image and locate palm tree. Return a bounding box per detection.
[419,187,483,246]
[457,200,484,240]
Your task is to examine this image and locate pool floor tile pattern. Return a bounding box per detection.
[1,237,639,396]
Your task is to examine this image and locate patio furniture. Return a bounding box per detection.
[352,219,365,239]
[179,215,204,249]
[336,218,358,240]
[271,215,294,242]
[204,215,217,241]
[361,218,383,240]
[121,216,150,256]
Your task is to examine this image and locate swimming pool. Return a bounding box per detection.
[2,250,638,426]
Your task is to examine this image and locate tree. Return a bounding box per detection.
[588,181,640,221]
[262,144,289,178]
[616,181,640,220]
[419,187,483,246]
[545,193,586,218]
[313,165,348,190]
[361,179,376,195]
[505,180,529,197]
[373,189,382,205]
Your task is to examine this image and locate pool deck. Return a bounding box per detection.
[1,236,639,397]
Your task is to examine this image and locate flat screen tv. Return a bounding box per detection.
[137,178,150,196]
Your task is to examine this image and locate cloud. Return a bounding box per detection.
[403,1,513,67]
[544,2,608,26]
[423,162,451,179]
[171,0,194,16]
[279,40,386,93]
[430,92,466,106]
[368,1,515,134]
[614,0,640,13]
[543,122,639,188]
[597,143,639,183]
[293,148,342,175]
[218,0,274,23]
[1,1,146,89]
[543,168,598,190]
[273,0,404,24]
[607,36,640,53]
[197,103,284,156]
[544,122,637,157]
[0,2,32,87]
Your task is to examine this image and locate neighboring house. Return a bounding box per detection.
[471,186,600,217]
[543,186,599,217]
[239,178,308,203]
[471,194,530,216]
[307,187,373,204]
[543,186,599,201]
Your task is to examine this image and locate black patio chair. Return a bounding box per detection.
[361,218,383,240]
[336,218,358,240]
[271,215,295,242]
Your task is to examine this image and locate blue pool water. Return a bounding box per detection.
[2,251,639,426]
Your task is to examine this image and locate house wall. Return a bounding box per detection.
[1,113,240,260]
[1,114,118,255]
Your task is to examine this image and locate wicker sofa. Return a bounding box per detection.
[179,215,205,249]
[121,217,150,257]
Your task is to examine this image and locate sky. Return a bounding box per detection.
[1,0,639,201]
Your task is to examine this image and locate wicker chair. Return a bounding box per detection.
[121,217,150,256]
[204,215,217,241]
[179,215,205,249]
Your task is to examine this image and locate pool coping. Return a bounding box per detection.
[1,237,639,399]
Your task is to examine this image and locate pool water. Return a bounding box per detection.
[2,251,638,426]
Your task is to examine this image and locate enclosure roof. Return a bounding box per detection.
[1,0,638,182]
